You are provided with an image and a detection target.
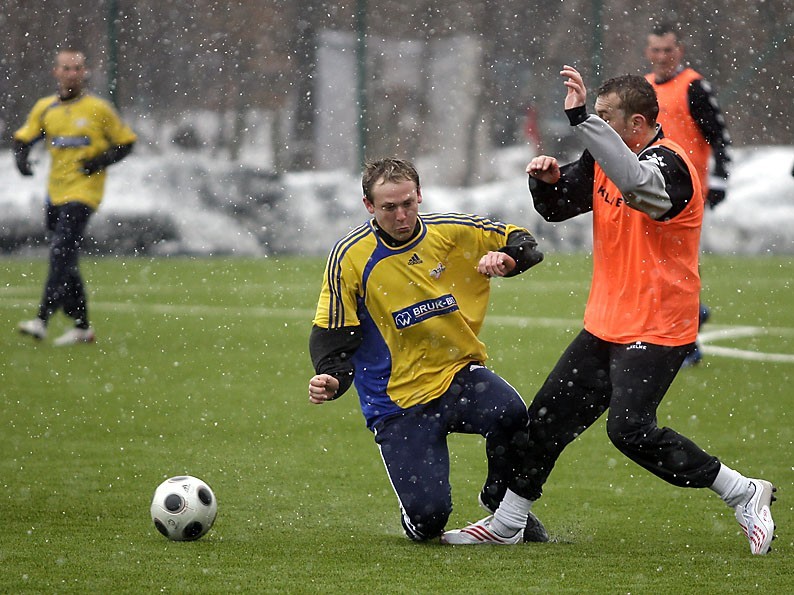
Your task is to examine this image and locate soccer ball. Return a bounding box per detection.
[150,475,218,541]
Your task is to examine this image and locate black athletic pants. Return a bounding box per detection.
[37,201,94,328]
[372,363,530,541]
[524,329,721,501]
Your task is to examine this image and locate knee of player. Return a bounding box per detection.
[495,400,530,432]
[605,413,650,450]
[401,502,450,541]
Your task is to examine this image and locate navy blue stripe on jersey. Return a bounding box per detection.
[352,301,401,427]
[392,294,459,329]
[50,135,91,148]
[325,223,372,328]
[422,212,508,235]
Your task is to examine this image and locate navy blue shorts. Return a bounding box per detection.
[372,363,529,540]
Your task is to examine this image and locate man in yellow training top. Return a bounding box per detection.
[13,47,137,346]
[308,158,547,543]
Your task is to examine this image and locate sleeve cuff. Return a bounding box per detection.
[565,105,588,126]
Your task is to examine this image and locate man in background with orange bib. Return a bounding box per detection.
[645,22,731,366]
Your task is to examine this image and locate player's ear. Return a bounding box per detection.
[363,195,375,214]
[416,187,422,204]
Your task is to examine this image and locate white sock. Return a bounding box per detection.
[491,489,532,536]
[709,463,750,508]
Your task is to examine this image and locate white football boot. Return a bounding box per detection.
[735,479,776,555]
[18,318,47,340]
[478,492,549,543]
[53,327,96,346]
[440,515,522,545]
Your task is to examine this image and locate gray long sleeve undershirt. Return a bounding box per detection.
[572,114,673,220]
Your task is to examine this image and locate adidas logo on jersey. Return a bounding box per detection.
[407,253,423,265]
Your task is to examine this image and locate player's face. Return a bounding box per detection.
[645,33,683,80]
[53,51,87,96]
[595,92,644,152]
[364,178,422,242]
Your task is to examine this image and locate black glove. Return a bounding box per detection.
[81,157,105,175]
[706,188,726,209]
[12,140,34,176]
[80,143,135,175]
[16,156,34,176]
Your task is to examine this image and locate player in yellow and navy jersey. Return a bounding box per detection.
[14,47,136,346]
[308,158,547,542]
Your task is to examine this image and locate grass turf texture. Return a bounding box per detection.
[0,254,791,593]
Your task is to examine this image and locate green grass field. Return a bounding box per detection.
[0,254,791,593]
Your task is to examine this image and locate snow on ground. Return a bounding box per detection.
[1,144,793,256]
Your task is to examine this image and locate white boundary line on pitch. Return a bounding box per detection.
[699,326,794,363]
[3,297,793,363]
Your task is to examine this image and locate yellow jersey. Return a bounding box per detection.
[313,213,526,427]
[14,93,137,209]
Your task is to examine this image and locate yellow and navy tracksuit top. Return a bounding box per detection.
[14,93,137,209]
[312,214,530,428]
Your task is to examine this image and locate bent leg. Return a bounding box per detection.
[442,364,531,506]
[373,406,451,541]
[524,330,613,501]
[605,341,721,487]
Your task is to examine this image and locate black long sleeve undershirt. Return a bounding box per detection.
[688,79,731,179]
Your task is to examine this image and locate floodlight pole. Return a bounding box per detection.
[356,0,368,168]
[591,0,603,80]
[107,0,119,108]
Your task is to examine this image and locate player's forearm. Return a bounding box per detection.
[84,142,135,172]
[499,230,543,277]
[529,152,594,222]
[12,139,34,176]
[309,325,361,397]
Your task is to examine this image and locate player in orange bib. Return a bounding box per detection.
[442,67,776,556]
[644,22,732,366]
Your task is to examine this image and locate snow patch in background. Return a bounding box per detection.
[1,145,793,256]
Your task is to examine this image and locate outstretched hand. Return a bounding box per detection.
[561,65,587,110]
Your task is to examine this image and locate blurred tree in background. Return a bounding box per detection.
[1,0,792,183]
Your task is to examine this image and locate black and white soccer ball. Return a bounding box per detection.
[150,475,218,541]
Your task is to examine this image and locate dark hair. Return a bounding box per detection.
[54,46,87,65]
[55,46,85,56]
[596,75,659,124]
[362,158,420,202]
[650,21,681,42]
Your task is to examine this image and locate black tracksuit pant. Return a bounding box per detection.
[37,201,93,328]
[524,329,721,501]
